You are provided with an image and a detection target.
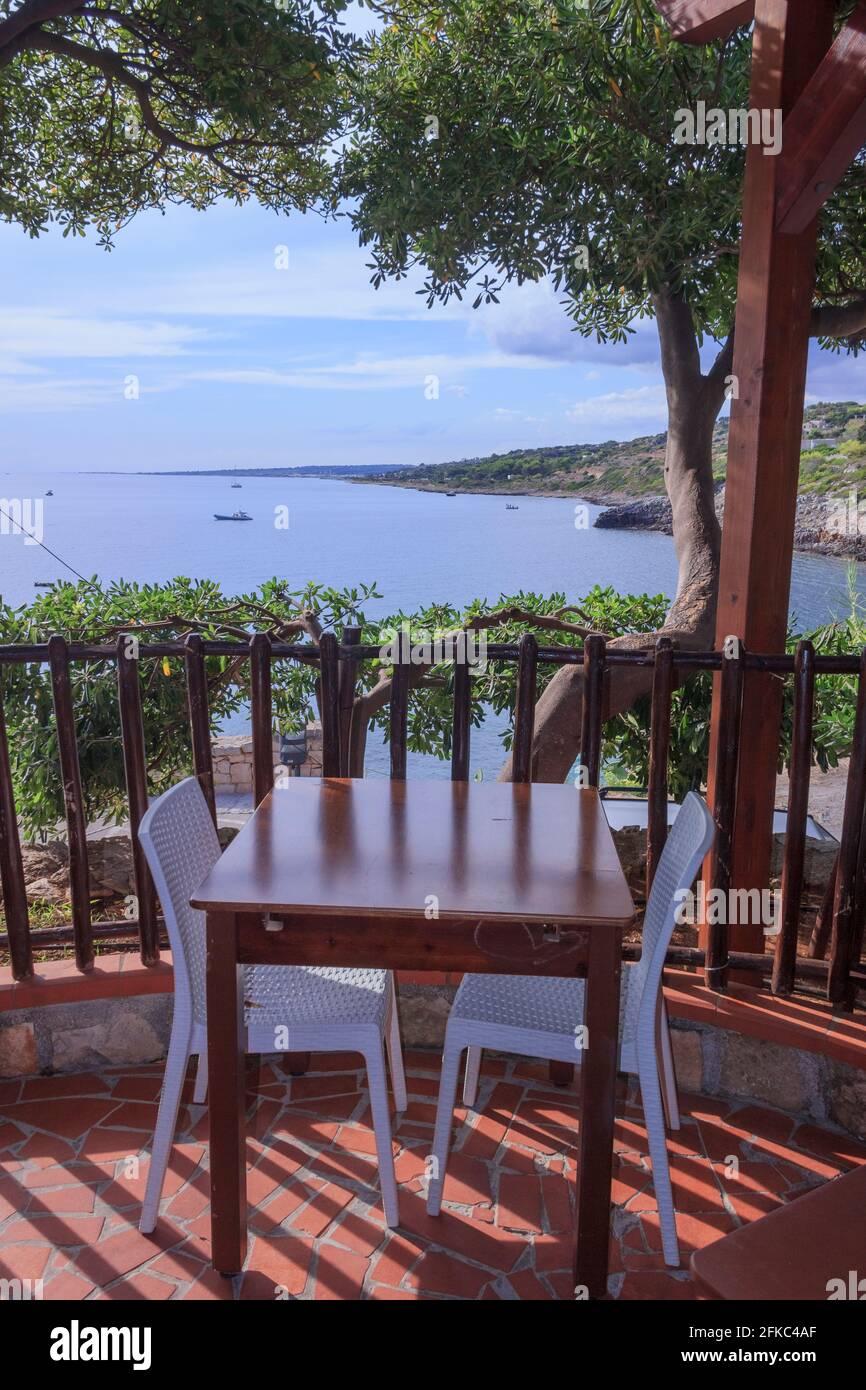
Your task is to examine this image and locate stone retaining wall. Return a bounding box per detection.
[1,985,863,1141]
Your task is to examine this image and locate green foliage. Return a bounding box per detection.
[3,574,864,837]
[0,0,357,242]
[341,0,865,349]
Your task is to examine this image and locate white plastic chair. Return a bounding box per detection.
[137,777,407,1234]
[426,790,716,1268]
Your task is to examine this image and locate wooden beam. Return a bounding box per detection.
[776,3,866,234]
[705,0,837,959]
[654,0,755,44]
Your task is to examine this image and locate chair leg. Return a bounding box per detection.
[385,977,408,1112]
[426,1038,463,1217]
[192,1049,208,1105]
[363,1039,400,1228]
[462,1045,482,1107]
[658,1009,681,1132]
[638,1056,680,1268]
[140,1025,192,1234]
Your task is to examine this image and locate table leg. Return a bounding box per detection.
[549,1060,574,1087]
[574,925,622,1299]
[206,910,247,1275]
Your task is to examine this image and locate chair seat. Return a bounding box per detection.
[451,969,632,1039]
[244,965,390,1028]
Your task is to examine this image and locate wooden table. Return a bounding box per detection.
[191,778,635,1298]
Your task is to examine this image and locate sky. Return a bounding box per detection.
[1,182,863,476]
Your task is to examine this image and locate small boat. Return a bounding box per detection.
[214,510,252,521]
[46,490,53,496]
[506,503,519,511]
[231,483,242,489]
[34,581,53,587]
[445,491,457,497]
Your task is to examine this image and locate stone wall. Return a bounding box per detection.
[1,986,863,1141]
[212,722,323,792]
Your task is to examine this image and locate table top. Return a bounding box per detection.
[191,778,634,927]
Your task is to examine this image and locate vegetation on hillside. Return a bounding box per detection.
[374,402,866,499]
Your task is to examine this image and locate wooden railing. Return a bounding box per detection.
[0,630,864,1011]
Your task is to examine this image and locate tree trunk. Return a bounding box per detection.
[497,289,728,783]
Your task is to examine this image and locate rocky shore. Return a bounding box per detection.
[595,486,866,560]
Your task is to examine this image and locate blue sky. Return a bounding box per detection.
[1,196,863,474]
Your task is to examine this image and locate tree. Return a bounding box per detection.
[0,0,356,242]
[340,0,866,779]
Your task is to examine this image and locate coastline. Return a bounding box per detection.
[358,476,866,562]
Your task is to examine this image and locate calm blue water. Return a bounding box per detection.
[1,470,861,778]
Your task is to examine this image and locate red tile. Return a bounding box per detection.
[618,1272,697,1300]
[98,1273,176,1301]
[3,1215,104,1246]
[506,1269,553,1300]
[240,1235,314,1299]
[496,1174,544,1233]
[327,1210,387,1258]
[312,1246,369,1300]
[6,1097,120,1140]
[288,1183,355,1238]
[19,1073,112,1101]
[409,1250,492,1298]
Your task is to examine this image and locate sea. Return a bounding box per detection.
[1,469,862,780]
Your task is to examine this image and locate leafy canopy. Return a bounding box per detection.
[341,0,866,347]
[0,0,357,243]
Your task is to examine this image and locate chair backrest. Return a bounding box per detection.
[622,791,716,1047]
[137,777,221,1025]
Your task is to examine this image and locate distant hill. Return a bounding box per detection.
[366,401,866,502]
[135,463,410,478]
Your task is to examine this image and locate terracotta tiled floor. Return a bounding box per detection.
[1,1049,864,1301]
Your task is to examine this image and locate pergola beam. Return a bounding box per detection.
[706,0,838,955]
[654,0,755,44]
[776,3,866,234]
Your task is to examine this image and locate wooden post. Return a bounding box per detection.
[47,635,93,973]
[184,634,216,825]
[338,625,361,778]
[772,641,814,995]
[512,634,538,784]
[116,636,159,966]
[705,0,838,956]
[0,682,31,981]
[249,634,274,808]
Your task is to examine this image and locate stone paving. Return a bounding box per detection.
[1,1049,864,1300]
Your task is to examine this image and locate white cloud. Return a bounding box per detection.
[188,349,552,392]
[566,385,667,428]
[0,311,211,359]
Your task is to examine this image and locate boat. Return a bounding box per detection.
[445,491,457,497]
[46,490,53,496]
[506,503,519,510]
[231,483,242,489]
[34,581,53,587]
[213,510,252,521]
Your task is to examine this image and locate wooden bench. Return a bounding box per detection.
[691,1163,866,1300]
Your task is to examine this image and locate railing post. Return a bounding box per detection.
[772,640,814,995]
[646,638,674,901]
[318,632,341,778]
[580,634,606,789]
[829,647,866,1006]
[705,641,745,992]
[184,634,216,826]
[249,633,274,807]
[47,634,93,973]
[116,635,159,967]
[388,627,410,782]
[512,633,538,784]
[0,678,32,981]
[451,641,472,782]
[338,625,361,778]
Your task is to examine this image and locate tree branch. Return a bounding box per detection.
[810,297,866,343]
[0,0,82,64]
